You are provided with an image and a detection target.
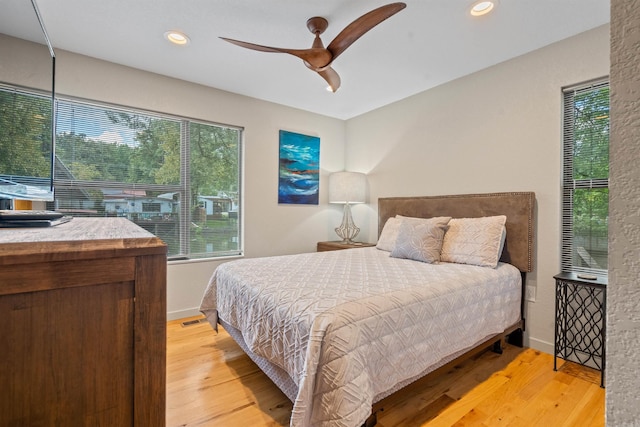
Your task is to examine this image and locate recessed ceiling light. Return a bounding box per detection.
[470,1,495,16]
[164,30,190,46]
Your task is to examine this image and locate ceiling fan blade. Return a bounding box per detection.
[318,67,341,92]
[326,2,406,62]
[220,37,284,53]
[220,37,333,69]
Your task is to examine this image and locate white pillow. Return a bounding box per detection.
[499,225,507,258]
[440,215,507,268]
[390,216,451,263]
[376,217,402,251]
[376,215,441,251]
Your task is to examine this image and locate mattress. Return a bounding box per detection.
[200,247,521,427]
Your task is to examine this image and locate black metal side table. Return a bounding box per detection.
[553,272,607,388]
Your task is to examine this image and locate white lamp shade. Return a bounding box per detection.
[329,172,367,204]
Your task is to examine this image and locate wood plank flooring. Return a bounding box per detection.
[166,316,604,426]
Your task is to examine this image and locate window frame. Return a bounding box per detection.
[561,78,609,277]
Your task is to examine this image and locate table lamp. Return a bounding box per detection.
[328,171,366,244]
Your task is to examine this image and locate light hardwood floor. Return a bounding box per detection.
[167,316,604,427]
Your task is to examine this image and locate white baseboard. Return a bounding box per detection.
[527,337,554,355]
[167,307,202,321]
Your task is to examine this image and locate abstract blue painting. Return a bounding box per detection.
[278,130,320,205]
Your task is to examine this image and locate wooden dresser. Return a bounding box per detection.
[0,217,167,426]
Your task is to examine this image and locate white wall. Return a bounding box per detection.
[1,35,347,320]
[608,0,640,424]
[345,25,610,352]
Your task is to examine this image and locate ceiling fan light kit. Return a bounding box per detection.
[220,2,407,92]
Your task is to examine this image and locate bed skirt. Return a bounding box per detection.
[212,316,521,409]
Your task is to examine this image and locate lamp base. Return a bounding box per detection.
[339,238,358,245]
[335,203,360,244]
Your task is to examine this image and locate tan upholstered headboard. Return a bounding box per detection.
[378,192,535,272]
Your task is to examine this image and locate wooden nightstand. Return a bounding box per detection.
[317,241,376,252]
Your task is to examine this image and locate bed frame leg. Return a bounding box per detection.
[507,328,524,348]
[492,339,504,354]
[362,410,378,427]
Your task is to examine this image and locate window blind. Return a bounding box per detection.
[561,79,609,275]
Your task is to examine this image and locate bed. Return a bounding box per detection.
[200,191,535,427]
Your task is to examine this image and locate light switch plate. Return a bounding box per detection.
[526,285,536,302]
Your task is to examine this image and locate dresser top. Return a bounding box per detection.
[0,217,166,264]
[0,217,156,242]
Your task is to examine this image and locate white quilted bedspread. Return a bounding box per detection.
[200,247,521,427]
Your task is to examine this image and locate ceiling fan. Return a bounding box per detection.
[220,2,407,92]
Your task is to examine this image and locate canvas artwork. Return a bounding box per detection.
[278,130,320,205]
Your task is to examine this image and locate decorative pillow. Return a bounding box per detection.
[390,216,451,263]
[376,217,402,251]
[440,215,507,268]
[499,225,507,258]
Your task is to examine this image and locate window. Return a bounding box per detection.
[50,96,242,260]
[561,79,609,276]
[0,85,54,201]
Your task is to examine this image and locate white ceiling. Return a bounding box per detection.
[1,0,609,120]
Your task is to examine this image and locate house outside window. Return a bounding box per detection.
[0,85,242,260]
[561,79,609,276]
